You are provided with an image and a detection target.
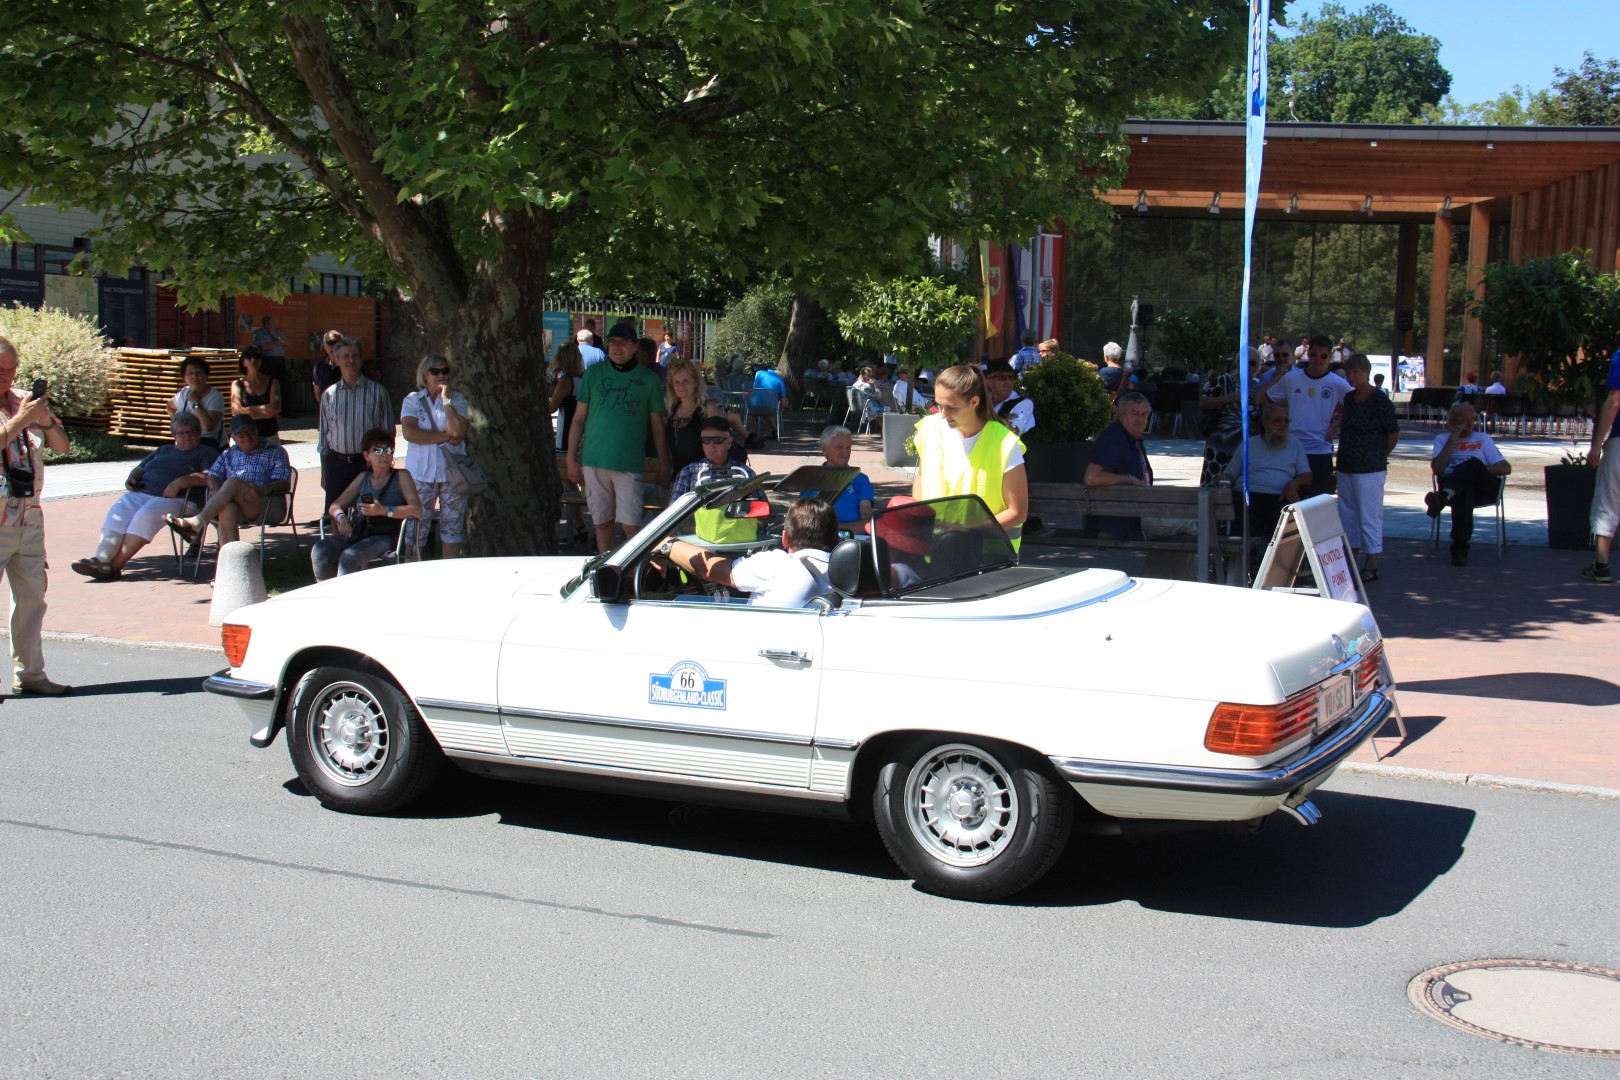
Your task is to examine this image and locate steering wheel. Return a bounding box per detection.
[633,549,709,601]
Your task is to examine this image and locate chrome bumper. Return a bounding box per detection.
[1048,690,1393,798]
[203,672,281,748]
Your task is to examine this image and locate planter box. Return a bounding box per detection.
[882,413,920,467]
[1023,440,1093,484]
[1545,464,1596,550]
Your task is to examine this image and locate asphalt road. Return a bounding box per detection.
[4,640,1617,1078]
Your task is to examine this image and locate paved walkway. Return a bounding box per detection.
[20,415,1619,793]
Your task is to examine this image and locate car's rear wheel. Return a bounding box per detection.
[287,665,440,815]
[873,736,1072,901]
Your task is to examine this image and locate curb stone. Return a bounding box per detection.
[1339,761,1620,801]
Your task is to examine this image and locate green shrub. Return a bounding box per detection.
[1016,354,1113,445]
[709,286,793,371]
[836,275,977,370]
[0,303,114,421]
[40,427,134,465]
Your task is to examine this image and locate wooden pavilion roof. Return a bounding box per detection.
[1107,120,1620,220]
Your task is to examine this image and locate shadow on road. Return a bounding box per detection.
[1017,788,1474,925]
[53,674,208,698]
[1400,672,1620,706]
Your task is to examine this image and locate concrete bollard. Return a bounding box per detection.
[210,540,269,627]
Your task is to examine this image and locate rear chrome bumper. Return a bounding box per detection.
[202,673,274,700]
[1048,690,1393,798]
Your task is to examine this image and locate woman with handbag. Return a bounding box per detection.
[311,428,422,580]
[400,354,470,558]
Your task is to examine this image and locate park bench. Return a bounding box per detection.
[1024,481,1260,585]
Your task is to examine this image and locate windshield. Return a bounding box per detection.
[866,495,1017,596]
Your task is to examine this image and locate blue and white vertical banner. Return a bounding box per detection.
[1238,0,1270,499]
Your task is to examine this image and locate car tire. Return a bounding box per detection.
[287,665,441,815]
[873,736,1072,901]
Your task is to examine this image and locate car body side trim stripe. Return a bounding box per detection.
[442,748,846,801]
[499,705,812,746]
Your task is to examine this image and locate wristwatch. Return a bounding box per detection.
[385,505,394,518]
[657,537,677,557]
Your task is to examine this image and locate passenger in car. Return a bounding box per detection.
[670,417,758,545]
[802,425,873,528]
[654,498,838,607]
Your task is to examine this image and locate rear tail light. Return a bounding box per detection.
[222,624,251,667]
[1205,692,1316,756]
[1356,643,1384,698]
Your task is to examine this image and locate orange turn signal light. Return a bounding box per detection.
[222,624,251,667]
[1205,693,1316,756]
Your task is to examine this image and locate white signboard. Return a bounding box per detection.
[1252,494,1367,607]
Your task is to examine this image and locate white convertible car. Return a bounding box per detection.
[206,470,1396,901]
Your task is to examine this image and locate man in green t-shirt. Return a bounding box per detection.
[566,323,671,552]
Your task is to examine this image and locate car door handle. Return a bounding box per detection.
[758,648,812,666]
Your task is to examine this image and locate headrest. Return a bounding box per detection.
[828,537,881,598]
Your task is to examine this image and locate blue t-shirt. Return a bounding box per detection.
[1088,420,1151,540]
[753,369,788,399]
[1608,353,1620,439]
[802,470,874,525]
[579,342,607,369]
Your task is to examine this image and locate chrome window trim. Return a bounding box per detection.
[500,705,811,746]
[443,748,845,802]
[813,737,860,751]
[1049,691,1391,797]
[854,579,1136,619]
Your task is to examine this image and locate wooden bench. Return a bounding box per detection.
[1025,482,1258,584]
[558,457,669,516]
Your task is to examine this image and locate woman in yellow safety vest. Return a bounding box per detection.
[911,363,1028,551]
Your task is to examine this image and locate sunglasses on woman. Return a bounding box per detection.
[427,366,450,376]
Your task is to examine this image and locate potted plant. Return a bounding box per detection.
[1469,251,1620,548]
[1016,354,1114,482]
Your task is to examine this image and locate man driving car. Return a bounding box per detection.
[654,498,838,607]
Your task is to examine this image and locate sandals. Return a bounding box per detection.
[1361,565,1380,582]
[164,514,201,544]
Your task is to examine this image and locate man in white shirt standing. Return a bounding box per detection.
[1426,402,1512,567]
[1266,334,1350,497]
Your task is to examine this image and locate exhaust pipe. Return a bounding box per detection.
[1279,799,1322,827]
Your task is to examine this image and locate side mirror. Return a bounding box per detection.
[725,499,771,520]
[590,565,627,603]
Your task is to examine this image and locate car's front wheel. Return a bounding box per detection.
[287,665,440,815]
[873,736,1072,901]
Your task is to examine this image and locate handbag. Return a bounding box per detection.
[418,389,488,497]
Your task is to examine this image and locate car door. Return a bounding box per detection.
[497,592,824,792]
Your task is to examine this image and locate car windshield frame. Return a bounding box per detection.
[861,494,1019,599]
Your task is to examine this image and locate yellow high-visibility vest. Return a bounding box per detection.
[913,414,1024,552]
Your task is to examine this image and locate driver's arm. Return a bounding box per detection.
[656,537,737,589]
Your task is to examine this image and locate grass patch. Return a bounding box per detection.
[262,549,316,597]
[42,427,142,465]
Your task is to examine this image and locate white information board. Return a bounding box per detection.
[1252,494,1367,607]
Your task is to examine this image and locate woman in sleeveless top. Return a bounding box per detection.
[230,348,281,445]
[549,342,583,452]
[311,427,421,580]
[665,358,748,472]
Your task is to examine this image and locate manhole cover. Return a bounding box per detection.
[1408,959,1620,1059]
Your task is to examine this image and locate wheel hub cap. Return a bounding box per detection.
[946,780,988,827]
[311,684,389,786]
[904,745,1020,868]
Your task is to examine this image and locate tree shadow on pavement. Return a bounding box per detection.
[1012,789,1473,925]
[1372,538,1616,643]
[1400,672,1620,706]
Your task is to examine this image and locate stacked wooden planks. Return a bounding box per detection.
[106,347,240,443]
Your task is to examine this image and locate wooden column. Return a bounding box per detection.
[1463,203,1492,381]
[1427,211,1453,388]
[1601,164,1620,273]
[1509,192,1528,263]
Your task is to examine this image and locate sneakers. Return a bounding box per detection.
[1424,490,1448,518]
[1581,562,1613,583]
[70,558,120,581]
[11,676,73,696]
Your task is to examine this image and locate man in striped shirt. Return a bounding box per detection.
[319,337,392,510]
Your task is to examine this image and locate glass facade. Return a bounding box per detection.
[1064,216,1473,369]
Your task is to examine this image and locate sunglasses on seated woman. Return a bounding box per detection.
[427,366,450,376]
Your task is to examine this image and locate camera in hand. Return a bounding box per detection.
[360,494,375,505]
[28,378,47,402]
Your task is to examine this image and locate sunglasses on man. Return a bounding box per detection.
[700,435,730,445]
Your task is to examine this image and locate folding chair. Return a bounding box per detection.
[173,469,301,578]
[1429,473,1506,558]
[746,387,783,441]
[319,512,420,567]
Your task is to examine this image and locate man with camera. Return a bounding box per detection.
[0,336,72,695]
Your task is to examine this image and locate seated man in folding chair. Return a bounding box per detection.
[165,413,292,550]
[1426,401,1511,567]
[70,412,219,581]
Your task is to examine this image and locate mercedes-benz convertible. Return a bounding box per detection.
[205,469,1396,900]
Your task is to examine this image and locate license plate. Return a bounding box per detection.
[1317,674,1353,733]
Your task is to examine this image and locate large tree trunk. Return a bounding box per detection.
[776,292,823,397]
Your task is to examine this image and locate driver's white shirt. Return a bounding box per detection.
[730,547,833,607]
